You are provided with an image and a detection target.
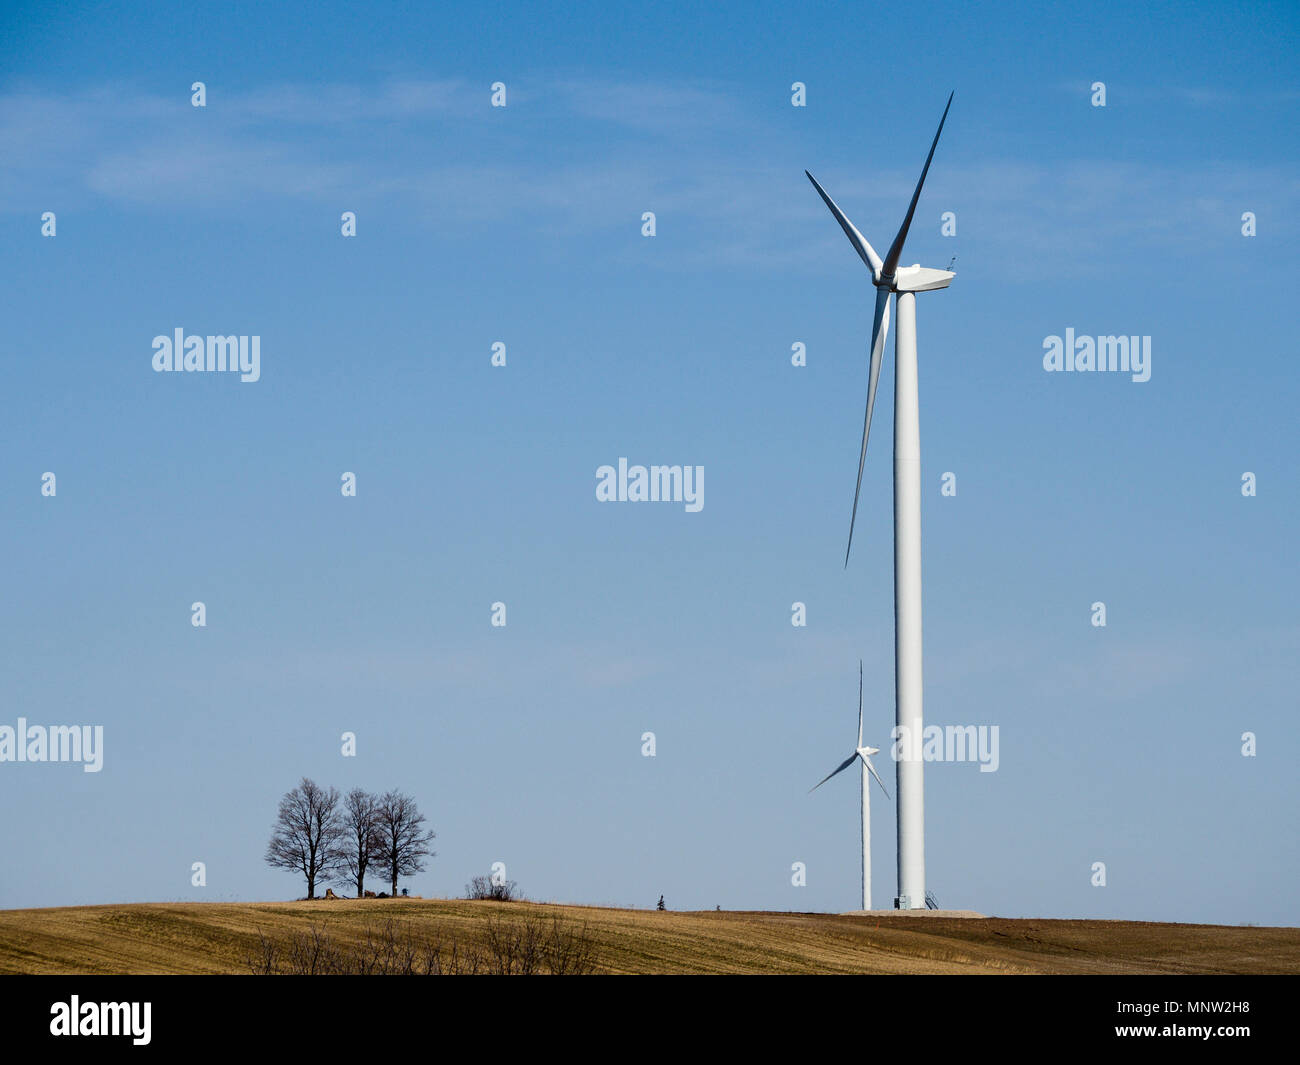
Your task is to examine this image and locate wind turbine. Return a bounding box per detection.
[805,92,954,910]
[811,661,890,911]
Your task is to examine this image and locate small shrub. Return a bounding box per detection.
[244,914,596,975]
[465,875,520,901]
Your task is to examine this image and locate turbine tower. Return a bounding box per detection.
[806,92,954,910]
[811,661,890,911]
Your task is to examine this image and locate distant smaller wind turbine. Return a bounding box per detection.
[811,661,890,911]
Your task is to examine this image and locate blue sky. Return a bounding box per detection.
[1,0,1297,924]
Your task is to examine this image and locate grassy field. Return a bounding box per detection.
[1,899,1296,975]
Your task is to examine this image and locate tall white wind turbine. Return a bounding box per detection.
[811,661,890,911]
[805,92,954,909]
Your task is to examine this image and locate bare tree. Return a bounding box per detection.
[265,777,343,899]
[372,789,436,897]
[337,788,383,898]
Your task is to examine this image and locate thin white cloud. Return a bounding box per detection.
[2,79,1295,279]
[226,79,476,124]
[552,78,743,132]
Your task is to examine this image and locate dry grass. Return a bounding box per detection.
[0,899,1296,975]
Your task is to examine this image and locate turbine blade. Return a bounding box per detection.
[880,92,954,281]
[857,660,864,749]
[845,286,891,566]
[862,755,891,799]
[810,753,858,793]
[805,170,883,278]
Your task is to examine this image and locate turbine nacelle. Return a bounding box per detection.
[890,265,954,293]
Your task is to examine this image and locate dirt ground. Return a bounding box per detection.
[1,899,1296,974]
